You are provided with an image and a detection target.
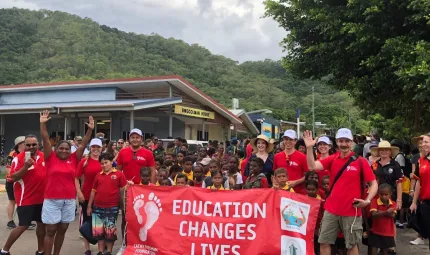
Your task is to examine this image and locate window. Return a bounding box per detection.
[197,131,209,141]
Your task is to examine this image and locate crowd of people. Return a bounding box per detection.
[1,110,430,255]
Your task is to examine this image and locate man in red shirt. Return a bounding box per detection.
[273,129,308,192]
[116,128,156,255]
[303,128,378,255]
[1,135,46,255]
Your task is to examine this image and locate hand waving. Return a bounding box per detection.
[85,116,95,130]
[40,110,51,123]
[303,130,316,148]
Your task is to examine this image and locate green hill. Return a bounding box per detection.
[0,8,367,133]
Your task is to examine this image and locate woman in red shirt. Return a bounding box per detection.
[75,138,103,255]
[40,110,94,255]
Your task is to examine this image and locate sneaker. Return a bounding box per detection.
[105,253,112,255]
[84,250,91,255]
[34,252,44,255]
[410,237,425,245]
[6,221,16,229]
[396,223,404,229]
[28,223,36,230]
[96,252,103,255]
[0,250,10,255]
[116,245,126,255]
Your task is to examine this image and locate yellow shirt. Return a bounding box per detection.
[205,171,211,177]
[281,185,295,192]
[402,177,410,194]
[156,181,160,186]
[207,186,225,190]
[308,194,321,200]
[182,170,193,181]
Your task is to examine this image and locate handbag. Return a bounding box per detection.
[79,221,97,245]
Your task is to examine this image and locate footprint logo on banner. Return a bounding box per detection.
[280,197,310,235]
[133,192,162,241]
[281,236,306,255]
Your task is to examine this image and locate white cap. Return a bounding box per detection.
[14,136,25,146]
[335,128,353,141]
[282,129,297,139]
[129,128,143,137]
[317,136,331,145]
[89,138,102,147]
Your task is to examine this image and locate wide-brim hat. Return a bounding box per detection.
[411,134,430,145]
[371,141,399,157]
[250,135,274,153]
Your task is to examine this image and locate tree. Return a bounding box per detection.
[0,8,366,131]
[264,0,430,134]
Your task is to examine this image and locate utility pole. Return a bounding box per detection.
[312,86,315,136]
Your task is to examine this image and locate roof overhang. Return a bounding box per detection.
[230,109,259,134]
[0,76,242,124]
[0,98,182,115]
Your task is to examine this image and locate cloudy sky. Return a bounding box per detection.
[0,0,286,62]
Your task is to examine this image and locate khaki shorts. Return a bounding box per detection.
[318,210,363,249]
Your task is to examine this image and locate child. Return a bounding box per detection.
[182,156,194,181]
[193,166,204,187]
[227,163,243,190]
[397,176,410,228]
[207,170,225,190]
[87,153,128,255]
[140,167,155,186]
[155,157,164,172]
[272,168,295,192]
[156,168,168,186]
[207,160,220,177]
[301,171,326,199]
[163,159,173,171]
[321,175,330,198]
[159,178,172,186]
[169,164,182,185]
[305,179,320,199]
[306,179,323,255]
[244,158,268,189]
[368,184,396,255]
[175,173,188,187]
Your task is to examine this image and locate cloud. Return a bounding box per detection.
[1,0,286,62]
[0,0,40,10]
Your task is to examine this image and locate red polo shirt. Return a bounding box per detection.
[10,151,46,206]
[117,147,155,184]
[320,152,375,216]
[273,150,308,192]
[369,198,396,237]
[45,152,79,199]
[92,169,127,208]
[413,157,430,200]
[76,157,102,201]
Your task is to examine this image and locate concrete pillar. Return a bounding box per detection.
[169,85,173,137]
[202,120,206,141]
[130,111,135,129]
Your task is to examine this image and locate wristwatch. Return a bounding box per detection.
[365,199,371,205]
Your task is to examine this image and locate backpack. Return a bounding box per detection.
[395,153,412,178]
[244,173,267,189]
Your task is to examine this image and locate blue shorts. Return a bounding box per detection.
[42,199,76,224]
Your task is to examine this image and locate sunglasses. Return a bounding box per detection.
[26,143,38,147]
[118,142,124,144]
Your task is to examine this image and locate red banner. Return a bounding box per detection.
[125,186,321,255]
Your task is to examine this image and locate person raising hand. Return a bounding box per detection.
[40,110,94,255]
[303,129,377,255]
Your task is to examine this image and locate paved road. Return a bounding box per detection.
[0,190,426,254]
